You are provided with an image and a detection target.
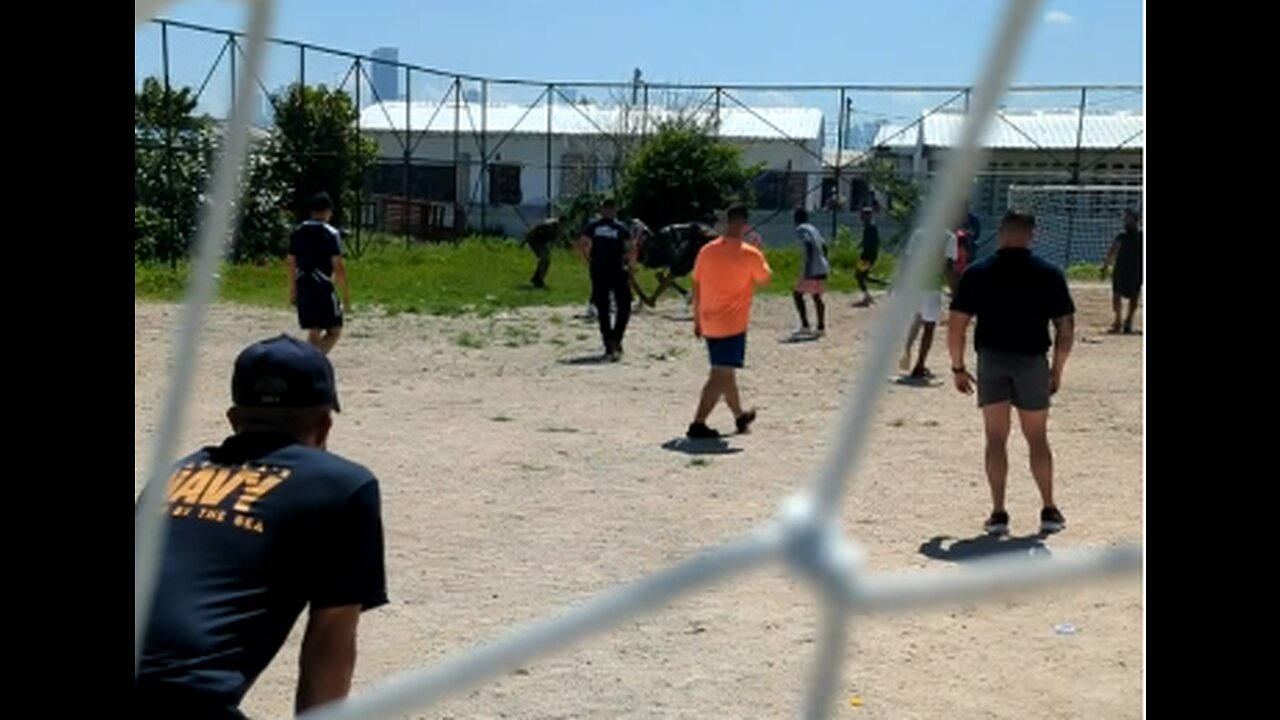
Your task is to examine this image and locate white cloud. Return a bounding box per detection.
[1045,10,1074,24]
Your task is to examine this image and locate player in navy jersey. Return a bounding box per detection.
[136,335,387,718]
[575,198,635,361]
[288,193,351,355]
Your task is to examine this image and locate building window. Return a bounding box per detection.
[370,162,456,202]
[488,163,522,206]
[560,153,599,198]
[754,171,807,211]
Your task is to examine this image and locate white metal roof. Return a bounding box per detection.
[359,102,824,142]
[821,148,872,168]
[871,110,1144,150]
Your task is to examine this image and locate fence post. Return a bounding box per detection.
[354,59,363,249]
[403,65,412,246]
[1064,86,1088,267]
[833,87,846,239]
[228,35,237,117]
[480,79,488,235]
[453,77,462,238]
[455,76,465,238]
[161,20,177,267]
[546,85,554,221]
[299,46,306,226]
[713,87,722,136]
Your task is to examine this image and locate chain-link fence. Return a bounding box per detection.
[135,18,1143,265]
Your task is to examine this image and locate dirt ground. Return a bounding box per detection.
[134,284,1143,720]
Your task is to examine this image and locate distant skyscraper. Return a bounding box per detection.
[371,47,400,103]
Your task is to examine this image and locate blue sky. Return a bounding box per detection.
[136,1,1142,132]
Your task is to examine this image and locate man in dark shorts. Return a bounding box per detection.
[136,334,387,719]
[576,198,634,361]
[947,210,1075,536]
[287,192,351,355]
[854,207,884,307]
[1101,208,1143,334]
[686,204,772,439]
[524,216,561,289]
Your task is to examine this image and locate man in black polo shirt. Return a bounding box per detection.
[575,198,634,361]
[136,334,387,718]
[947,210,1075,536]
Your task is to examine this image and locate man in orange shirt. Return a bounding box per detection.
[687,203,773,439]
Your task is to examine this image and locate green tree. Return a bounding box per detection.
[134,77,214,263]
[268,83,376,249]
[230,142,293,263]
[618,117,762,231]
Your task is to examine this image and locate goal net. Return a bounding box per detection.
[1006,184,1142,268]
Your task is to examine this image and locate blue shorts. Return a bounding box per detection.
[706,333,746,369]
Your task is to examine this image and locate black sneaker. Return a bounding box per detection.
[1040,506,1066,534]
[984,510,1010,535]
[686,422,721,439]
[735,410,757,434]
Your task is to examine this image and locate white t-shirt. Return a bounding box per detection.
[904,228,958,290]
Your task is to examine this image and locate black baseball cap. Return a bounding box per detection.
[232,334,341,412]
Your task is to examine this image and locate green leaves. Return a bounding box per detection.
[618,119,760,230]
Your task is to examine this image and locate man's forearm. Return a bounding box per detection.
[1051,318,1074,374]
[337,270,351,304]
[296,645,356,714]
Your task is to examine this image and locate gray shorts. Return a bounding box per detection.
[977,350,1051,410]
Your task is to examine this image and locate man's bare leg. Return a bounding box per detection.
[911,321,936,376]
[722,369,744,418]
[856,271,872,304]
[306,328,325,349]
[693,370,725,425]
[983,401,1013,528]
[1124,297,1139,332]
[317,327,342,355]
[1110,294,1123,332]
[648,273,674,307]
[901,315,922,371]
[1017,408,1055,509]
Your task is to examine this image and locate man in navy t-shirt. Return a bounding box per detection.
[136,334,387,718]
[288,192,351,355]
[575,198,634,361]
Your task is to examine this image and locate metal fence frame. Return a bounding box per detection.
[135,16,1142,261]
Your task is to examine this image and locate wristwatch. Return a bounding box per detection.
[951,366,967,374]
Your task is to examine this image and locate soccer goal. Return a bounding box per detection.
[1006,184,1142,269]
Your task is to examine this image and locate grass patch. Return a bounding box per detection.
[454,330,488,349]
[135,235,1104,317]
[501,324,541,348]
[1066,263,1105,282]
